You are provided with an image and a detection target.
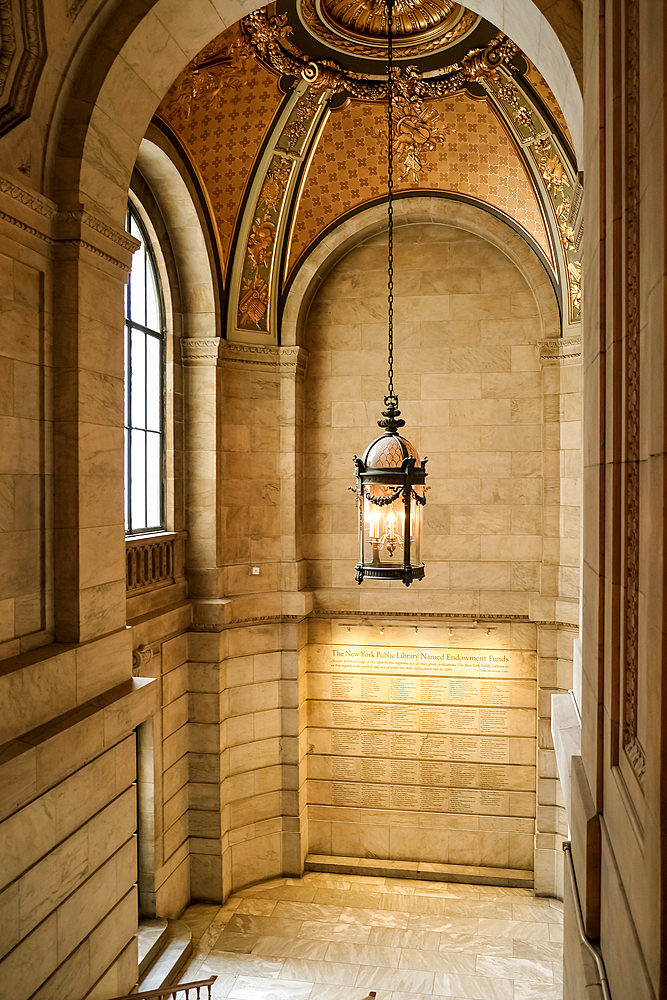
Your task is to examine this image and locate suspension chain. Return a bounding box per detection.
[386,0,396,405]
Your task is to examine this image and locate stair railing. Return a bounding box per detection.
[109,975,217,1000]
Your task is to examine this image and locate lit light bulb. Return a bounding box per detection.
[380,626,385,635]
[486,628,491,637]
[347,626,351,634]
[448,627,453,637]
[414,626,419,634]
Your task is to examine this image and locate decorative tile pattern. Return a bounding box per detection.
[288,93,552,274]
[179,873,563,999]
[158,28,283,269]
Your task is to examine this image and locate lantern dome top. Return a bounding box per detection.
[362,431,420,468]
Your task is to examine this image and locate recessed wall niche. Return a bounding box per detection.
[305,620,537,871]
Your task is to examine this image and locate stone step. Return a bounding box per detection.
[304,854,534,889]
[138,918,169,979]
[138,919,192,992]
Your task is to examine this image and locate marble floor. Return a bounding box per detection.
[179,872,563,1000]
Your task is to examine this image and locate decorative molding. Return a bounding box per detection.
[539,335,581,365]
[180,337,221,363]
[623,0,644,785]
[0,176,56,218]
[483,70,582,322]
[243,8,518,102]
[0,207,51,242]
[56,237,128,270]
[56,208,140,253]
[0,0,47,138]
[299,0,479,60]
[220,342,309,374]
[227,78,329,342]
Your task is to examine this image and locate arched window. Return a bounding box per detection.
[125,203,165,534]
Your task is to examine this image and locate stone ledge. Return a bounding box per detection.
[0,677,157,820]
[304,853,534,888]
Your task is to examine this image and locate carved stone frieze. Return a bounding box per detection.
[220,342,309,375]
[0,0,46,138]
[55,237,128,270]
[0,174,56,218]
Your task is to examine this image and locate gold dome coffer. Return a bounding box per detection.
[321,0,462,44]
[295,0,480,59]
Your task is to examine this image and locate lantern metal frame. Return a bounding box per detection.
[352,0,428,587]
[354,400,427,586]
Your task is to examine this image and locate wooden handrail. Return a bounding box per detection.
[109,976,217,1000]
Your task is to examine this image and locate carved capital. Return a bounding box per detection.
[181,337,222,364]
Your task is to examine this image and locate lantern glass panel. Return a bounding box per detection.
[362,485,408,569]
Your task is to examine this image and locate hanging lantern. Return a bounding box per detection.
[353,0,427,587]
[354,399,427,586]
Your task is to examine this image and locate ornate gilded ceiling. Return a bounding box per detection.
[288,92,552,272]
[156,1,581,343]
[298,0,480,59]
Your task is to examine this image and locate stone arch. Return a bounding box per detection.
[283,194,561,348]
[134,125,218,334]
[132,127,224,603]
[48,0,582,226]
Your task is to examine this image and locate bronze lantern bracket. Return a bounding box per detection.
[353,455,428,587]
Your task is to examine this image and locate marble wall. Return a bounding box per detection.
[0,247,50,652]
[302,222,575,619]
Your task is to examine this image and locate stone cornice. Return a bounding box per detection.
[54,207,140,269]
[55,208,140,254]
[220,342,309,374]
[0,179,140,267]
[0,174,57,219]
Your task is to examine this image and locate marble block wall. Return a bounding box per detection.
[302,221,578,622]
[184,617,309,899]
[0,631,157,999]
[0,246,51,653]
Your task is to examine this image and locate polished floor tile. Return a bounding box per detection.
[179,871,563,1000]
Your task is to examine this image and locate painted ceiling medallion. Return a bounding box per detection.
[299,0,479,59]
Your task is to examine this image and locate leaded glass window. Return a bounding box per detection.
[125,203,165,534]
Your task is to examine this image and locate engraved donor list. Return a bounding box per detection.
[306,642,537,832]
